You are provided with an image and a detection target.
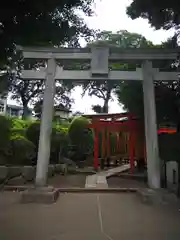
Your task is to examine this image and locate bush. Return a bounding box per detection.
[11,118,33,137]
[6,135,36,165]
[68,117,94,161]
[12,118,32,129]
[26,122,42,147]
[26,121,70,163]
[50,130,69,163]
[159,133,180,163]
[0,115,12,151]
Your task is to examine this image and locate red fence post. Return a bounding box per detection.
[102,129,106,158]
[116,132,120,153]
[94,128,99,170]
[107,130,111,157]
[129,118,135,173]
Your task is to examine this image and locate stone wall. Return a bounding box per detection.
[166,161,179,193]
[0,164,67,186]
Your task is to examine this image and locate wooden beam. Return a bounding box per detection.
[88,121,137,128]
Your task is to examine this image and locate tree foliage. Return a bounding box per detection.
[92,104,103,113]
[127,0,180,32]
[0,0,96,95]
[115,80,180,127]
[68,116,94,161]
[33,83,74,119]
[114,33,180,128]
[0,0,95,67]
[83,30,154,113]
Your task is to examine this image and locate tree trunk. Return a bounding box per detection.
[102,88,111,113]
[102,100,109,113]
[22,102,29,120]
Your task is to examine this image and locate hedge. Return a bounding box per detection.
[26,121,69,164]
[0,115,12,150]
[68,117,94,160]
[4,135,36,165]
[159,133,180,163]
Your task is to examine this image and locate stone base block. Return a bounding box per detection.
[21,186,59,204]
[137,188,178,205]
[137,188,156,204]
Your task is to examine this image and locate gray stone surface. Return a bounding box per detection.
[0,192,180,239]
[0,155,7,165]
[59,157,76,167]
[21,186,59,204]
[7,176,26,186]
[166,161,179,193]
[8,166,22,179]
[137,188,179,206]
[48,165,55,177]
[0,166,8,183]
[55,164,62,173]
[22,166,36,181]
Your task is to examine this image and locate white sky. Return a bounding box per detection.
[8,0,175,114]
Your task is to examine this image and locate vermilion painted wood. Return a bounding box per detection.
[87,111,176,171]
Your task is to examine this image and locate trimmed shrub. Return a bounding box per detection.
[26,121,42,147]
[68,117,94,162]
[0,115,12,151]
[50,129,69,163]
[11,118,32,136]
[159,133,180,163]
[26,121,69,163]
[6,135,36,165]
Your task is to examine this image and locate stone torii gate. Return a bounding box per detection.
[19,46,180,203]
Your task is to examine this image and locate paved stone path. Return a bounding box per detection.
[0,191,180,240]
[85,164,130,188]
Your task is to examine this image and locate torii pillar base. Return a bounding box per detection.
[21,186,59,204]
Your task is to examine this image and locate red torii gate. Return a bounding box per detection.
[83,113,177,173]
[84,113,139,173]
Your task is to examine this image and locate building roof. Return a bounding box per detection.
[6,104,23,110]
[54,104,72,113]
[82,112,129,118]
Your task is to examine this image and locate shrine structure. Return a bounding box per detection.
[84,112,140,173]
[84,113,177,173]
[19,46,180,203]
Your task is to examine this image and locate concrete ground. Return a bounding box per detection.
[48,174,86,188]
[107,176,147,188]
[0,192,180,240]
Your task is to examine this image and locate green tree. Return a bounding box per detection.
[0,0,95,67]
[34,87,74,120]
[0,0,95,94]
[115,80,180,127]
[114,35,180,129]
[127,0,180,32]
[92,104,103,113]
[83,30,154,113]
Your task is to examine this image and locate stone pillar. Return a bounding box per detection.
[35,58,56,187]
[142,61,160,189]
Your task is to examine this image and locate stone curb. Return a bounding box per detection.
[2,185,138,193]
